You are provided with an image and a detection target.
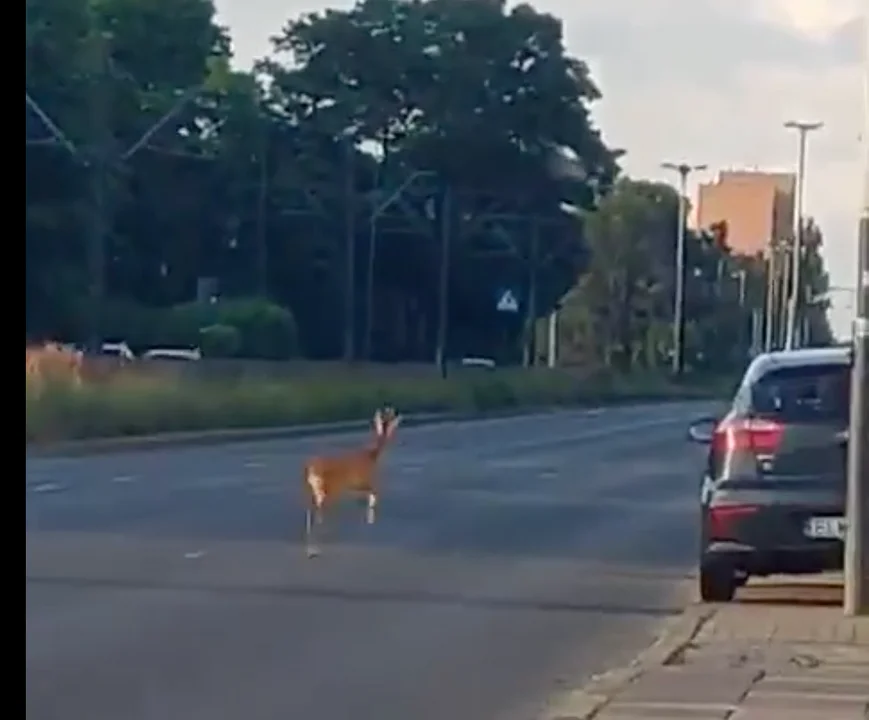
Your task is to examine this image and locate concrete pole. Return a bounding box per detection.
[547,309,558,368]
[844,14,869,617]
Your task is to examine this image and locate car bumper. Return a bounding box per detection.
[704,540,843,576]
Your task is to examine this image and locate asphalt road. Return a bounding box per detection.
[26,401,719,720]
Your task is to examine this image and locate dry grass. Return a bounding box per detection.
[25,359,728,444]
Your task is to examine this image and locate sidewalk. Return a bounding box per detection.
[543,577,869,720]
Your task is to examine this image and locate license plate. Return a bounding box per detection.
[804,516,847,540]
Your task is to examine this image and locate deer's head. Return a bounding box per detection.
[373,406,401,444]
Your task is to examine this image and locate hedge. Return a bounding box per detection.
[25,366,732,445]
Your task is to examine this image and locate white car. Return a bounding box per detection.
[142,347,202,362]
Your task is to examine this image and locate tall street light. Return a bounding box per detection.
[783,120,823,351]
[662,162,707,375]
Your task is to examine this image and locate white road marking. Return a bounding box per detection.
[30,483,63,494]
[183,550,206,560]
[111,475,136,483]
[244,461,265,469]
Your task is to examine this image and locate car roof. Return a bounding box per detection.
[743,346,851,385]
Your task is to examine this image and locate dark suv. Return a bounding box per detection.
[688,347,852,602]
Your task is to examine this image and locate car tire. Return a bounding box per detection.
[699,562,737,603]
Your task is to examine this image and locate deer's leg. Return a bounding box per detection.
[304,473,327,557]
[365,492,377,525]
[305,503,324,558]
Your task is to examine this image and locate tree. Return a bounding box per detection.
[798,219,834,346]
[260,0,619,360]
[556,178,769,371]
[25,0,832,368]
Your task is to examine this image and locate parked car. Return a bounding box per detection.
[142,347,202,362]
[99,341,135,362]
[687,346,851,602]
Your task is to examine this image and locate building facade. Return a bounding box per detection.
[696,171,796,256]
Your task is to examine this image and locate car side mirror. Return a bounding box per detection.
[687,416,717,444]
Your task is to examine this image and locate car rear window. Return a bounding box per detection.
[751,363,851,422]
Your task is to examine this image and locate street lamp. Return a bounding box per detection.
[783,120,823,350]
[661,162,708,375]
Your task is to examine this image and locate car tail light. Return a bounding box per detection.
[708,503,758,540]
[711,417,783,455]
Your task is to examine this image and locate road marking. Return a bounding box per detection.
[111,475,136,483]
[184,550,206,560]
[244,461,265,469]
[30,483,63,494]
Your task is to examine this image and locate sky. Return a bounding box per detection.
[214,0,867,338]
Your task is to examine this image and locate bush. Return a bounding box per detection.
[162,298,298,359]
[25,365,728,444]
[216,298,297,359]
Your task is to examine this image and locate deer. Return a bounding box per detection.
[302,406,401,557]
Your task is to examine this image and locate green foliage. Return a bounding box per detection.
[557,178,834,370]
[211,298,298,359]
[25,0,833,369]
[26,0,619,363]
[161,298,298,358]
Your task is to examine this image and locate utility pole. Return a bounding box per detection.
[342,140,357,362]
[662,161,707,375]
[783,120,823,350]
[547,306,559,368]
[363,168,435,359]
[254,118,269,297]
[522,218,540,367]
[844,19,869,617]
[83,23,113,352]
[434,185,452,377]
[779,243,792,348]
[764,246,777,351]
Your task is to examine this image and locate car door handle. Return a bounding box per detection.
[836,430,849,444]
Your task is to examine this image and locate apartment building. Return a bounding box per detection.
[696,170,796,256]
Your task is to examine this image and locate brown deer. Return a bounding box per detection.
[302,407,401,557]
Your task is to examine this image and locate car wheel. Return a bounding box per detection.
[699,562,737,602]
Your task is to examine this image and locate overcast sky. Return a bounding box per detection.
[214,0,867,338]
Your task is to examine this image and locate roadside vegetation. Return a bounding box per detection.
[26,0,828,442]
[25,361,731,444]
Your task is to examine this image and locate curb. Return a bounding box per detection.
[25,406,564,458]
[539,604,717,720]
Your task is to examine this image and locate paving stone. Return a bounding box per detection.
[611,667,763,707]
[731,707,868,720]
[766,665,869,682]
[594,705,732,720]
[756,675,869,699]
[740,689,868,714]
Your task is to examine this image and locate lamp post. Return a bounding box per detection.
[662,162,708,375]
[783,120,823,350]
